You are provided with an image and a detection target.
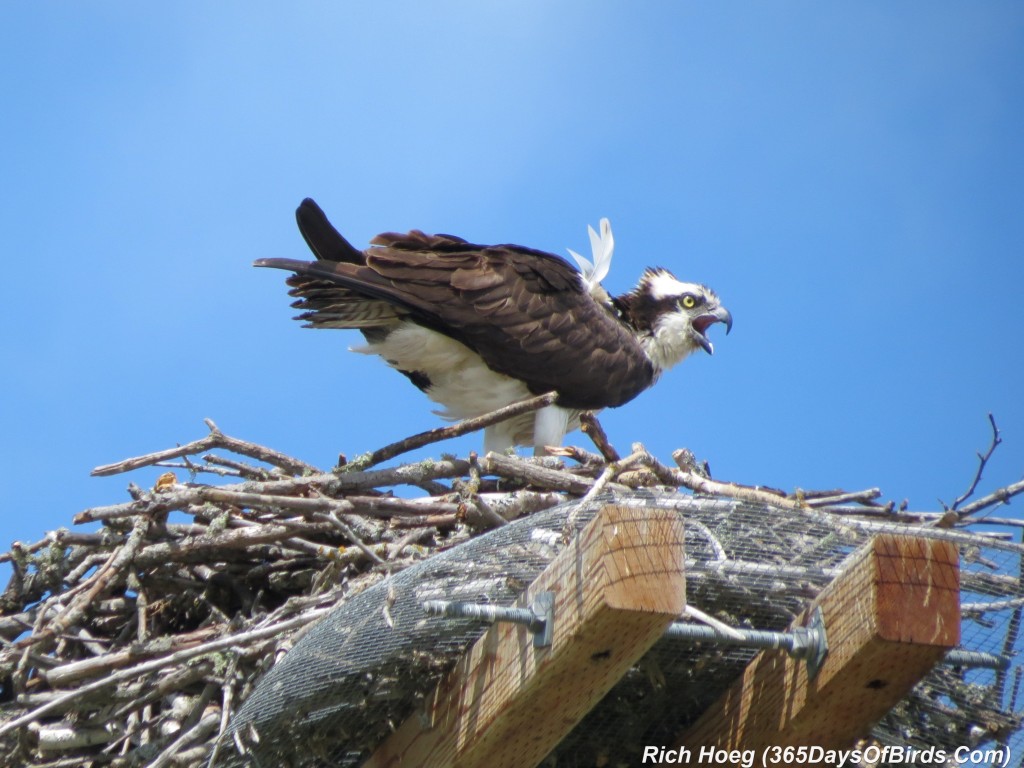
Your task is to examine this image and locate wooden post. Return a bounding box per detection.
[679,534,960,756]
[363,504,686,768]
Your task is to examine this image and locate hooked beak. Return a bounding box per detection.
[692,305,733,355]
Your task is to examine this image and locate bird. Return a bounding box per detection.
[255,198,732,454]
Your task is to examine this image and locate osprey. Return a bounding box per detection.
[256,199,732,453]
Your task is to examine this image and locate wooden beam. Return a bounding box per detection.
[363,504,686,768]
[680,534,960,754]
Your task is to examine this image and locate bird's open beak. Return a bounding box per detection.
[693,306,733,355]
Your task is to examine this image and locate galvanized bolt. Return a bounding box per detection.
[423,592,555,647]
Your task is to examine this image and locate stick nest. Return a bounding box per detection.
[1,404,1021,767]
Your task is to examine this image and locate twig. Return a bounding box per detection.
[206,657,237,768]
[91,419,319,477]
[682,604,746,640]
[333,459,470,492]
[355,392,558,469]
[579,412,620,462]
[147,711,220,768]
[203,453,283,480]
[950,413,1002,511]
[0,609,331,739]
[317,511,389,568]
[42,627,219,687]
[544,444,605,468]
[154,461,241,479]
[579,449,644,506]
[454,452,506,528]
[482,452,616,495]
[627,448,805,510]
[804,488,882,507]
[31,516,150,648]
[955,478,1024,520]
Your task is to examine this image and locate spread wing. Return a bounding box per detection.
[256,200,654,410]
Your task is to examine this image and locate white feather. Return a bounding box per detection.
[568,217,614,295]
[533,405,573,454]
[358,323,583,450]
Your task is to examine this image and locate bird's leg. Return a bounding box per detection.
[483,425,514,455]
[533,405,571,456]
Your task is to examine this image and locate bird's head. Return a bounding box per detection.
[615,268,733,372]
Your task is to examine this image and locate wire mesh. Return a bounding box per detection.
[219,492,1023,767]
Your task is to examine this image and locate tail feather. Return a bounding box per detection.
[295,198,364,264]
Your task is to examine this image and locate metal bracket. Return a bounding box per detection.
[530,591,555,648]
[792,606,829,680]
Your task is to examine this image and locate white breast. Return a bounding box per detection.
[354,322,585,451]
[354,323,535,441]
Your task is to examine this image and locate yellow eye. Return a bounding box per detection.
[681,295,697,309]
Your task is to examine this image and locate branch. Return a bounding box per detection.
[804,488,882,507]
[91,419,319,477]
[579,412,620,462]
[0,609,331,739]
[950,413,1003,511]
[355,392,558,469]
[482,452,618,495]
[956,478,1024,520]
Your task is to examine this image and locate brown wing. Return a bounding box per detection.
[256,201,654,410]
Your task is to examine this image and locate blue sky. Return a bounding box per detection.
[1,3,1022,553]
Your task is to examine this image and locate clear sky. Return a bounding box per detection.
[1,3,1022,553]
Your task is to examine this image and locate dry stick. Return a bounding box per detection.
[147,711,221,768]
[75,461,476,526]
[332,459,470,491]
[387,528,434,560]
[317,512,389,567]
[579,411,620,462]
[203,453,284,480]
[75,461,477,526]
[951,412,1002,511]
[481,452,621,495]
[634,448,806,510]
[206,660,237,768]
[30,722,124,752]
[476,490,565,521]
[565,449,646,530]
[43,626,220,687]
[154,461,242,479]
[390,514,457,529]
[0,608,332,739]
[463,452,509,528]
[76,488,210,525]
[803,488,883,507]
[198,488,458,522]
[106,662,216,721]
[545,444,606,469]
[955,478,1024,520]
[30,517,150,649]
[682,604,746,641]
[996,529,1024,708]
[0,536,60,565]
[356,391,558,470]
[796,488,846,499]
[130,523,328,569]
[91,419,319,478]
[579,449,645,505]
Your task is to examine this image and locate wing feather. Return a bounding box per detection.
[256,204,655,410]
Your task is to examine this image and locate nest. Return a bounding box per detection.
[1,400,1022,767]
